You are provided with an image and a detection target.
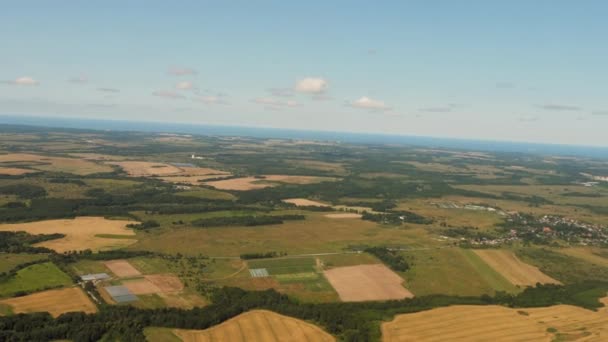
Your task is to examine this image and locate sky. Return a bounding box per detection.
[1,1,607,146]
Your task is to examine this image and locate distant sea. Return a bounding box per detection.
[1,115,607,159]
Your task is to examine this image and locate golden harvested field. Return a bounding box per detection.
[104,259,142,277]
[283,198,330,207]
[0,153,113,175]
[382,298,608,342]
[0,217,137,253]
[324,264,413,302]
[324,213,362,219]
[173,310,335,342]
[0,287,97,317]
[0,167,37,175]
[473,250,561,286]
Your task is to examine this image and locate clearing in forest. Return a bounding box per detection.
[172,310,335,342]
[0,217,137,253]
[382,298,608,342]
[104,260,142,278]
[0,287,97,317]
[323,264,413,302]
[283,198,330,207]
[473,249,561,286]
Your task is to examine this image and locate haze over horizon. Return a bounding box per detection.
[1,1,607,146]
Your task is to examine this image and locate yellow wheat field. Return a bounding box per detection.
[474,249,561,286]
[173,310,335,342]
[0,287,97,317]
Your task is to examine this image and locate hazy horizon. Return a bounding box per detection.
[2,1,607,146]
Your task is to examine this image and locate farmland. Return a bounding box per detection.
[0,287,97,317]
[0,124,607,341]
[0,217,137,253]
[169,310,335,342]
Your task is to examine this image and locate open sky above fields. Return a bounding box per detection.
[1,1,607,146]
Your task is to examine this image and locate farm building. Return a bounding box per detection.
[80,273,110,281]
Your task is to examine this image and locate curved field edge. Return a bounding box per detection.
[3,281,608,341]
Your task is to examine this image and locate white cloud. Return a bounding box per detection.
[252,97,298,108]
[153,90,185,99]
[97,87,120,93]
[168,67,197,76]
[193,95,227,105]
[351,96,390,111]
[68,76,88,84]
[295,77,328,94]
[176,81,194,90]
[8,76,39,86]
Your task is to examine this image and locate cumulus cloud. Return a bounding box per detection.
[295,77,328,94]
[168,67,197,76]
[350,96,390,111]
[152,90,185,99]
[538,104,581,111]
[97,87,120,93]
[176,81,195,90]
[5,76,39,86]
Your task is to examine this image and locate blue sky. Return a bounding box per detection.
[1,1,607,146]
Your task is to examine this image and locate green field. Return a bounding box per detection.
[247,257,316,275]
[0,254,48,274]
[516,247,608,284]
[318,253,380,268]
[0,262,72,297]
[175,188,236,200]
[403,247,518,296]
[144,328,181,342]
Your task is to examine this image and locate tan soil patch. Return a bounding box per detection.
[145,274,184,293]
[283,198,330,207]
[324,264,413,302]
[0,287,97,317]
[0,167,37,175]
[382,299,608,342]
[474,250,561,286]
[205,177,273,191]
[123,279,162,295]
[324,213,362,219]
[0,217,137,253]
[0,153,113,175]
[173,309,335,342]
[104,259,142,278]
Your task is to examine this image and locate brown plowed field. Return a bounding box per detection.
[123,279,162,295]
[0,287,97,317]
[473,250,561,286]
[145,274,184,293]
[173,310,335,342]
[323,264,413,302]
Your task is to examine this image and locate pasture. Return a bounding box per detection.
[323,264,413,302]
[402,248,518,296]
[382,299,608,342]
[205,175,335,191]
[170,310,335,342]
[0,254,47,274]
[473,249,561,286]
[0,217,137,253]
[0,287,97,317]
[0,262,72,297]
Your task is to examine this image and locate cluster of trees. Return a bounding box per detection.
[240,251,286,260]
[364,247,411,272]
[127,220,160,230]
[0,184,47,199]
[191,214,305,228]
[0,231,62,253]
[0,259,48,282]
[362,210,432,225]
[1,281,607,341]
